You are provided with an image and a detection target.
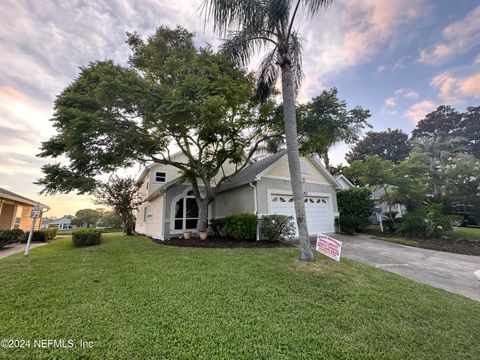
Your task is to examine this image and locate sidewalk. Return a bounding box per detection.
[0,242,48,259]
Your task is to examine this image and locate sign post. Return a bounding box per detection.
[24,202,41,257]
[315,234,342,261]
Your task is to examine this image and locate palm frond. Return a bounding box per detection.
[202,0,266,35]
[256,48,280,101]
[220,28,277,66]
[289,31,304,96]
[302,0,333,15]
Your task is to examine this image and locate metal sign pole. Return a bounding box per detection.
[24,202,41,257]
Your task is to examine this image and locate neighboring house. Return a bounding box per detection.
[334,174,355,190]
[135,150,340,240]
[369,187,407,224]
[47,215,79,230]
[0,187,49,231]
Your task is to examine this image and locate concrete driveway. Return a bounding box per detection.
[321,234,480,301]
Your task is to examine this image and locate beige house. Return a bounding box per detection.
[0,187,49,232]
[135,150,340,240]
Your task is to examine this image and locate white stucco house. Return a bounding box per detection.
[135,150,341,240]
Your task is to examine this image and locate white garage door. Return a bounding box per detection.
[270,194,334,235]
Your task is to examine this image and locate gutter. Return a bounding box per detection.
[249,182,259,241]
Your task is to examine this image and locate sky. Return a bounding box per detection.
[1,0,479,217]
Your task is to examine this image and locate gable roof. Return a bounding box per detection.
[48,215,75,225]
[0,187,50,209]
[218,150,288,191]
[334,174,354,189]
[218,150,340,192]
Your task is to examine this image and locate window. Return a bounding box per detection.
[13,206,23,228]
[174,194,199,231]
[155,172,166,183]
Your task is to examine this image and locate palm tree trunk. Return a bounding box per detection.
[281,64,315,261]
[323,153,330,172]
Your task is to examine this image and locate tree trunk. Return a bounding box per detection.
[197,199,209,233]
[123,212,134,236]
[323,153,330,172]
[281,63,315,261]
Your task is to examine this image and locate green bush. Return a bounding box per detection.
[337,188,374,234]
[212,214,257,241]
[382,211,399,233]
[399,203,457,239]
[260,215,295,242]
[209,218,225,237]
[72,229,102,247]
[45,227,58,240]
[21,231,48,243]
[0,229,24,248]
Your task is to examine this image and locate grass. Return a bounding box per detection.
[446,227,480,240]
[0,233,479,359]
[57,228,122,235]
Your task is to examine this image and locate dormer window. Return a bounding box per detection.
[155,172,166,183]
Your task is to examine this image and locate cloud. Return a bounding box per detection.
[297,0,425,99]
[418,5,480,64]
[384,97,397,107]
[476,54,480,64]
[405,100,437,123]
[431,71,480,104]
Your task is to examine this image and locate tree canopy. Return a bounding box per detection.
[37,26,281,231]
[346,129,410,164]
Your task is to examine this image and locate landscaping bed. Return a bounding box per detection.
[370,233,480,256]
[152,236,292,248]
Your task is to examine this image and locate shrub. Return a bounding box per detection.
[382,211,399,233]
[399,203,457,239]
[20,230,48,243]
[260,215,295,242]
[209,218,225,237]
[398,209,427,238]
[337,188,374,234]
[45,227,58,240]
[213,214,257,241]
[0,229,24,248]
[72,228,102,247]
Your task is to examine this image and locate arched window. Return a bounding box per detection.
[174,192,199,231]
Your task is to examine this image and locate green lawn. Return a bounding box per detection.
[1,234,479,359]
[447,227,480,240]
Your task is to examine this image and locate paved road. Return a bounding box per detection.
[320,234,480,301]
[0,242,48,259]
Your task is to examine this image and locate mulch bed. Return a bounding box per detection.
[151,236,293,248]
[420,238,480,256]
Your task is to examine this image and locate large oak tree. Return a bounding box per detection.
[37,26,280,232]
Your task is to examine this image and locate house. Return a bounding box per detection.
[135,150,340,240]
[334,174,355,190]
[0,187,49,231]
[47,215,79,230]
[368,186,407,224]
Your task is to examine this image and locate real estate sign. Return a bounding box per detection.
[315,234,342,261]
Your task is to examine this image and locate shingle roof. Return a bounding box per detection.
[0,187,49,208]
[218,149,288,191]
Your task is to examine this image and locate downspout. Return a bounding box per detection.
[249,182,259,241]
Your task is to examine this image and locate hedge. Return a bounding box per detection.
[260,215,295,241]
[0,229,24,248]
[337,188,374,235]
[210,214,257,241]
[72,229,102,247]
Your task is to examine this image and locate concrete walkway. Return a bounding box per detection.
[320,234,480,301]
[0,242,48,259]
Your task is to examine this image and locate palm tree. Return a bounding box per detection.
[203,0,333,261]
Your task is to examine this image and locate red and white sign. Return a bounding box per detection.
[315,234,342,261]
